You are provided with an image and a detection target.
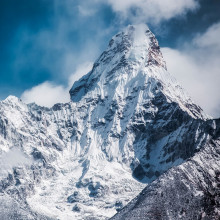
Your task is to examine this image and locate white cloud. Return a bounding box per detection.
[78,5,97,16]
[21,82,69,107]
[21,62,93,107]
[106,0,199,23]
[0,148,33,178]
[193,22,220,50]
[68,62,93,88]
[162,22,220,117]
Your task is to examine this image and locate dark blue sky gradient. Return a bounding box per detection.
[0,0,220,100]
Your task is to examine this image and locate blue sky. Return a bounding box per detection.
[0,0,220,117]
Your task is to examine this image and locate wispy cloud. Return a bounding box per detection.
[21,62,93,107]
[21,81,69,107]
[68,62,93,88]
[0,148,33,178]
[9,0,115,90]
[162,22,220,117]
[193,22,220,51]
[14,0,114,106]
[105,0,199,23]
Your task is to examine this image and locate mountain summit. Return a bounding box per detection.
[70,24,205,118]
[70,24,167,102]
[0,25,217,219]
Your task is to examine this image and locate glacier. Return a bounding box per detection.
[0,24,218,219]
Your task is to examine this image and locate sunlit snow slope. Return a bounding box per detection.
[0,24,214,220]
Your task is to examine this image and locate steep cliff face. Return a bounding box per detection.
[0,25,214,219]
[111,119,220,220]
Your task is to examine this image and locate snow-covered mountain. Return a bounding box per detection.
[0,24,217,219]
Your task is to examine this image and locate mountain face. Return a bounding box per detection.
[111,119,220,220]
[0,24,217,220]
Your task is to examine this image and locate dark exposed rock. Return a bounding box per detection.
[72,204,81,212]
[67,191,80,203]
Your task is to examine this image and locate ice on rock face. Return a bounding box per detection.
[0,24,216,220]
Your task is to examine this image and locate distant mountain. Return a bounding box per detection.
[0,24,217,220]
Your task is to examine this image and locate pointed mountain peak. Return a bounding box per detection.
[104,24,166,70]
[110,24,150,48]
[3,95,22,105]
[69,24,206,119]
[70,24,167,102]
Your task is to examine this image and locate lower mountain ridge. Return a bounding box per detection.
[0,24,218,220]
[111,119,220,220]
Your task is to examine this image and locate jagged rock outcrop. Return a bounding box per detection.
[0,24,217,219]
